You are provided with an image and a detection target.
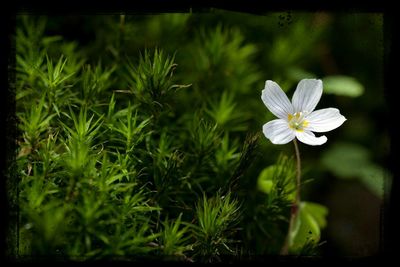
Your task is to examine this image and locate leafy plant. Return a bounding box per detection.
[10,13,387,262]
[193,192,241,262]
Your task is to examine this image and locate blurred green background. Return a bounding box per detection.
[14,11,388,257]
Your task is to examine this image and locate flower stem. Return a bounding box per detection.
[293,138,301,204]
[280,138,301,255]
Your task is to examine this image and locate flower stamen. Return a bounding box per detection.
[288,112,309,132]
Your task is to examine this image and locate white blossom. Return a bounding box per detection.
[261,79,346,146]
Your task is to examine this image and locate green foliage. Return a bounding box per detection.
[11,12,386,261]
[15,16,48,93]
[321,142,389,198]
[193,192,241,262]
[39,55,75,89]
[61,106,104,145]
[212,133,241,180]
[322,75,364,97]
[257,158,296,201]
[205,91,249,132]
[240,155,295,255]
[288,201,328,253]
[110,103,151,153]
[37,55,76,114]
[18,94,55,148]
[183,25,260,96]
[159,213,193,259]
[126,49,190,113]
[262,155,296,204]
[187,114,221,157]
[80,63,116,105]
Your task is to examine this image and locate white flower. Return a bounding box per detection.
[261,79,346,146]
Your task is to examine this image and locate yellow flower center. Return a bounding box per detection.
[288,112,309,132]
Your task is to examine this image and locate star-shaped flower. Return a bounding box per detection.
[261,79,346,146]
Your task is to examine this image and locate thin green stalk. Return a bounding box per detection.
[280,138,301,255]
[293,138,301,204]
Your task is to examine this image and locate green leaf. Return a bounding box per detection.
[301,202,328,229]
[322,75,364,97]
[257,158,296,201]
[321,142,390,198]
[359,164,386,198]
[257,165,276,194]
[16,89,33,101]
[321,142,370,178]
[289,201,328,253]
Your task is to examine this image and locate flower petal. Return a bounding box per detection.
[295,130,327,146]
[261,80,294,119]
[263,119,295,144]
[305,108,346,133]
[292,79,323,113]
